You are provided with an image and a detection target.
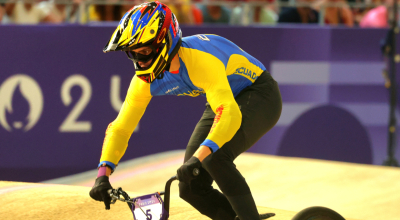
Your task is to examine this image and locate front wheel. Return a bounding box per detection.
[291,206,346,220]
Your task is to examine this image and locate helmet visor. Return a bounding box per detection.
[125,51,156,63]
[125,42,167,71]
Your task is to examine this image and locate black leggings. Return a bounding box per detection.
[179,71,282,220]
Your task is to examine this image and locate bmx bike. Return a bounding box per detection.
[108,174,346,220]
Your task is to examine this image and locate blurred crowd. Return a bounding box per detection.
[0,0,393,27]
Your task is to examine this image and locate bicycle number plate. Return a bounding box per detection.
[132,193,166,220]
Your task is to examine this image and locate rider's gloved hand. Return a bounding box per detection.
[89,176,113,210]
[177,156,202,184]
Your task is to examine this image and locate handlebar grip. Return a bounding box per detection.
[193,168,200,176]
[107,189,113,195]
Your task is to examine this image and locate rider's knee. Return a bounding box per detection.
[202,151,250,196]
[202,150,231,177]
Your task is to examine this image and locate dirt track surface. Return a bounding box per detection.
[2,151,400,220]
[0,181,295,220]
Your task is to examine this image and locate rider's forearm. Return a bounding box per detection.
[202,92,242,153]
[98,75,152,167]
[105,167,112,177]
[97,166,113,177]
[193,145,212,162]
[186,55,243,153]
[99,98,150,167]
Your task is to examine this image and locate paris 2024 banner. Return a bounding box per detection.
[0,25,398,182]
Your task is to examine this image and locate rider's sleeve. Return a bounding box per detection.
[181,48,242,153]
[98,75,152,170]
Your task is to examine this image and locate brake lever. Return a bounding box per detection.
[108,187,132,204]
[108,188,118,204]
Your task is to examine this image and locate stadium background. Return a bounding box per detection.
[1,23,399,182]
[1,2,400,220]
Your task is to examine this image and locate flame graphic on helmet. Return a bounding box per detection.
[0,74,43,132]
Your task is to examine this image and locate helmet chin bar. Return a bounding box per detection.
[132,40,170,83]
[134,37,181,84]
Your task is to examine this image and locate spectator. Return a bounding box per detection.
[190,3,203,24]
[313,0,354,26]
[278,0,319,23]
[231,0,278,25]
[358,0,390,28]
[121,0,140,12]
[197,0,231,24]
[348,0,369,25]
[3,0,61,24]
[359,4,387,28]
[89,0,202,24]
[0,3,5,22]
[165,0,194,24]
[47,0,84,23]
[89,0,124,21]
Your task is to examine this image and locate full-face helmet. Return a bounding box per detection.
[103,1,182,83]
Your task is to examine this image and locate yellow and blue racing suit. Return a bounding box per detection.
[99,34,268,170]
[99,34,282,220]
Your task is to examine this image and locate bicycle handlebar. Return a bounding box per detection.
[106,170,200,215]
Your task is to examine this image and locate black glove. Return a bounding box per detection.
[89,176,113,210]
[177,156,202,184]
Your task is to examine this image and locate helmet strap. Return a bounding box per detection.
[165,37,182,69]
